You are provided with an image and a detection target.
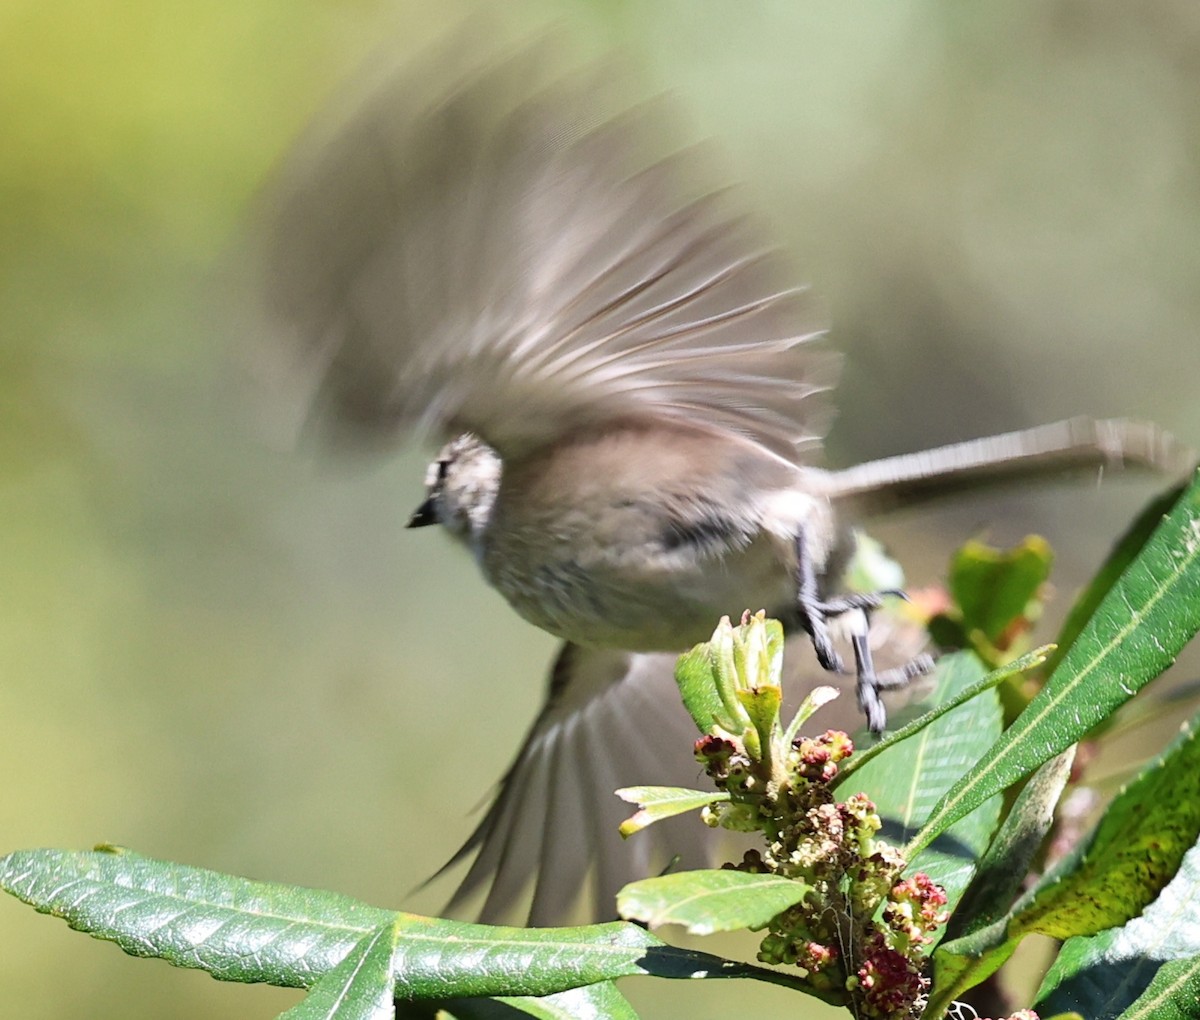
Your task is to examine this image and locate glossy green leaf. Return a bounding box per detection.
[849,653,1003,909]
[436,983,639,1020]
[912,471,1200,854]
[735,681,782,762]
[617,869,809,936]
[674,616,788,742]
[0,847,715,999]
[280,922,398,1020]
[0,845,393,986]
[387,918,666,1000]
[734,614,785,692]
[781,685,841,747]
[615,786,729,837]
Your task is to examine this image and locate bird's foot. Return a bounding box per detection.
[799,587,935,733]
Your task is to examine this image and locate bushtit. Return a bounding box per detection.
[254,38,1188,922]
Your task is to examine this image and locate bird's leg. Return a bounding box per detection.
[794,527,845,674]
[794,527,898,671]
[847,612,936,733]
[794,529,936,732]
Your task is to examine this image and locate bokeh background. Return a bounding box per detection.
[3,2,1198,1017]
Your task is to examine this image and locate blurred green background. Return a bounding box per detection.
[2,2,1198,1017]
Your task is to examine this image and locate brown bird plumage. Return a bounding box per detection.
[253,33,1192,924]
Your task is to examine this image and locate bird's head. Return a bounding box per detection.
[408,433,501,551]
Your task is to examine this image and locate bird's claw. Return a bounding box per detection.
[801,586,936,734]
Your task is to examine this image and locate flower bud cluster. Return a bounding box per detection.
[694,723,949,1019]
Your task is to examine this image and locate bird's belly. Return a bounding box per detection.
[483,534,796,652]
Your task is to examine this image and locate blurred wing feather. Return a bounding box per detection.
[428,622,933,925]
[432,643,714,925]
[257,38,836,462]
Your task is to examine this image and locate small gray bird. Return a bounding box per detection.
[255,38,1188,922]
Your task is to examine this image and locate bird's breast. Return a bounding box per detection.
[475,427,837,651]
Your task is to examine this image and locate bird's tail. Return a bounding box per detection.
[824,417,1194,515]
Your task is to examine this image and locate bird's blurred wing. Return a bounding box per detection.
[429,619,931,926]
[430,642,715,925]
[255,35,836,463]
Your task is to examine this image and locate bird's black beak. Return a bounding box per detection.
[407,498,438,528]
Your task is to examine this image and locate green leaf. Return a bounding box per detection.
[1013,715,1200,941]
[617,869,810,936]
[934,713,1200,1016]
[1036,837,1200,1017]
[949,536,1053,645]
[735,681,782,763]
[842,529,906,594]
[280,922,398,1020]
[1044,483,1187,678]
[674,643,730,734]
[838,647,1049,782]
[673,615,787,742]
[615,786,729,837]
[737,614,786,691]
[493,982,639,1020]
[0,847,711,999]
[929,749,1076,1015]
[926,916,1013,1020]
[1116,958,1200,1020]
[0,845,394,987]
[911,471,1200,854]
[1036,892,1200,1020]
[944,747,1076,941]
[849,653,1003,909]
[352,917,669,1000]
